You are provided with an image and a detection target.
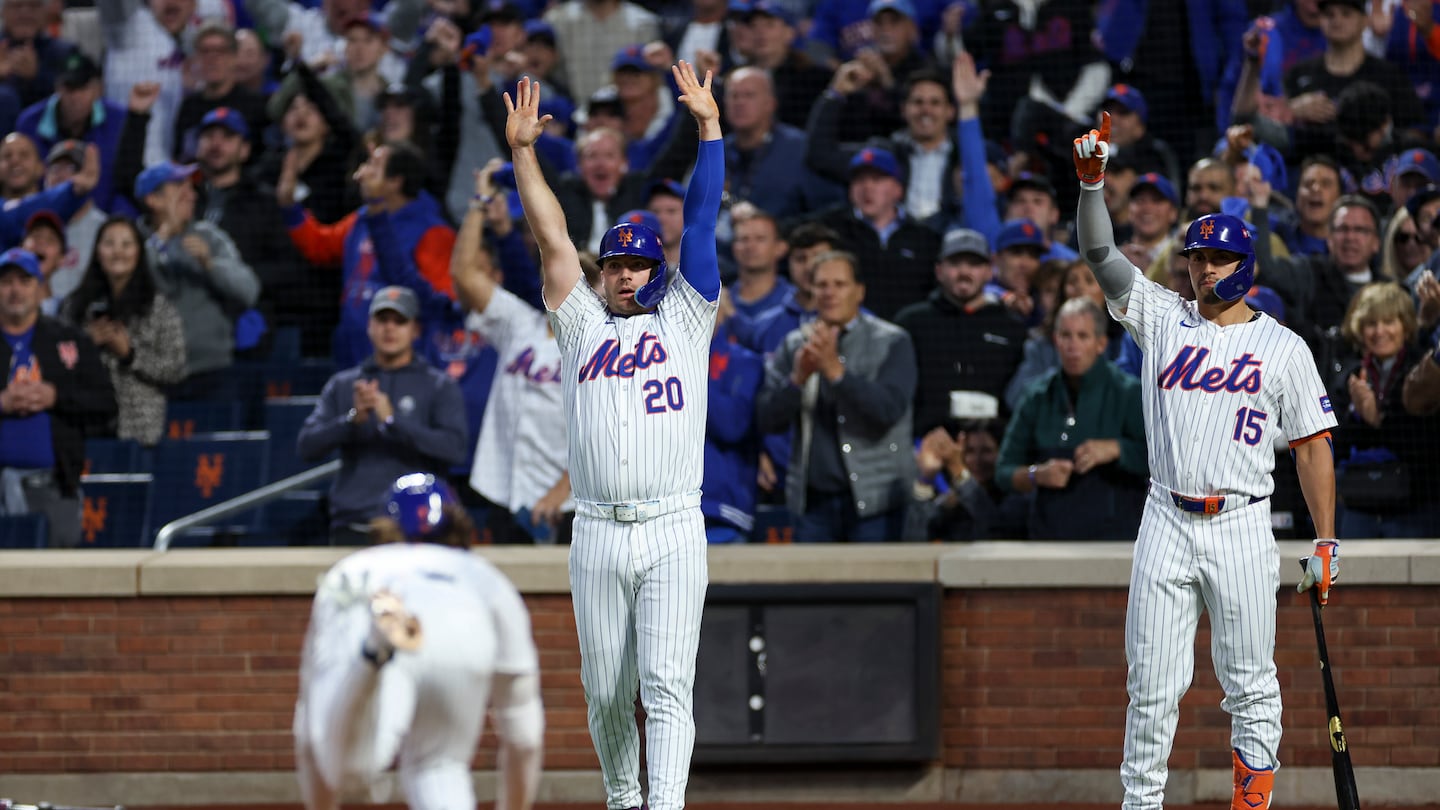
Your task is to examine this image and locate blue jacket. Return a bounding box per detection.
[16,97,128,214]
[726,123,842,221]
[1216,6,1325,131]
[703,331,764,534]
[0,182,86,250]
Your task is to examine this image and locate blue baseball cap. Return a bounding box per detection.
[995,218,1047,252]
[648,177,685,200]
[1103,83,1148,124]
[492,162,517,189]
[135,161,198,200]
[1246,143,1288,193]
[849,147,901,181]
[1389,147,1440,185]
[617,209,663,235]
[868,0,917,20]
[1245,284,1286,322]
[199,106,248,139]
[538,94,576,130]
[524,19,556,43]
[462,26,493,65]
[746,0,796,25]
[1130,172,1179,206]
[612,44,654,72]
[0,247,42,281]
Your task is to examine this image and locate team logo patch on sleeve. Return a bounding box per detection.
[1320,395,1333,413]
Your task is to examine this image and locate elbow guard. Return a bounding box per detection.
[493,696,545,750]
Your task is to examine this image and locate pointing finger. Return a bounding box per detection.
[1098,110,1111,143]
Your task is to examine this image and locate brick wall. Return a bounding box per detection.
[1,588,1436,774]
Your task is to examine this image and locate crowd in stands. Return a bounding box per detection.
[2,0,1440,548]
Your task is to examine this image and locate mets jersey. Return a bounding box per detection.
[1111,268,1338,499]
[549,274,717,505]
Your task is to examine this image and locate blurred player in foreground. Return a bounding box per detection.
[293,473,543,810]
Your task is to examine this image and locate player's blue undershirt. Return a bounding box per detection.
[678,139,724,304]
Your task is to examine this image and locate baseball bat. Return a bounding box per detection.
[1301,560,1361,810]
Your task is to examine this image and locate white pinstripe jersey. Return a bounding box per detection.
[548,273,717,504]
[1112,268,1338,499]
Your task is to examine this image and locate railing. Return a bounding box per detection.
[152,460,341,551]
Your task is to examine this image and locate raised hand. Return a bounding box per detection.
[1073,110,1111,186]
[672,59,718,124]
[129,81,161,114]
[951,51,989,111]
[73,143,101,195]
[504,78,551,149]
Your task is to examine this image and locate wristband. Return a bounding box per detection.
[1027,465,1038,486]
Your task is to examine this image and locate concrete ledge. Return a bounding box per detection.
[4,766,1436,805]
[707,544,942,584]
[0,550,154,597]
[137,549,348,595]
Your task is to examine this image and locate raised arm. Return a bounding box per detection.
[506,78,580,311]
[674,60,723,302]
[1073,112,1137,311]
[451,164,500,315]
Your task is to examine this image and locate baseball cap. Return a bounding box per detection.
[1130,172,1179,206]
[849,147,902,181]
[1246,143,1288,192]
[612,44,654,72]
[461,26,493,65]
[58,52,101,88]
[868,0,917,20]
[1318,0,1365,11]
[940,228,990,261]
[746,0,796,25]
[524,19,557,45]
[538,94,576,131]
[135,161,198,200]
[586,85,624,118]
[379,83,429,111]
[478,1,525,24]
[648,177,686,201]
[1009,171,1056,201]
[0,248,43,281]
[995,218,1047,252]
[1404,184,1440,221]
[199,106,249,139]
[1103,83,1148,124]
[1245,285,1286,322]
[369,286,420,320]
[25,210,67,250]
[45,139,87,169]
[344,11,389,37]
[1388,147,1440,184]
[618,209,663,235]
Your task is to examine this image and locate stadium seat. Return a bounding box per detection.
[0,513,50,548]
[83,438,146,475]
[80,474,154,547]
[264,397,326,482]
[148,432,271,544]
[753,504,794,544]
[165,400,245,440]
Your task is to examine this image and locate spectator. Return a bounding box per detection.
[1402,309,1440,417]
[807,66,957,229]
[20,210,66,315]
[172,20,269,161]
[895,228,1026,435]
[905,419,1028,541]
[645,178,684,271]
[720,65,839,221]
[1379,207,1429,283]
[728,203,792,318]
[521,20,575,105]
[450,162,572,545]
[1183,157,1235,221]
[551,127,660,255]
[729,0,832,130]
[1000,174,1079,262]
[0,131,43,202]
[98,0,232,165]
[1219,0,1326,134]
[14,52,125,213]
[297,286,469,546]
[814,147,941,320]
[1283,154,1345,256]
[543,0,661,102]
[608,44,683,173]
[1406,184,1440,268]
[194,107,313,357]
[256,63,362,226]
[755,250,917,542]
[233,29,278,96]
[282,141,456,369]
[0,0,78,109]
[984,218,1048,325]
[1385,147,1440,215]
[996,298,1148,540]
[246,0,419,86]
[40,141,107,304]
[828,1,935,145]
[661,0,731,70]
[810,0,943,63]
[422,19,510,223]
[703,288,765,543]
[135,161,261,401]
[1098,84,1180,186]
[373,83,446,198]
[60,217,186,447]
[1330,282,1440,537]
[1121,173,1182,276]
[0,247,117,547]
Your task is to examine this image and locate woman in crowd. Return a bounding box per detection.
[61,216,187,446]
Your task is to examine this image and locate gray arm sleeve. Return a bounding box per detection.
[1076,186,1137,306]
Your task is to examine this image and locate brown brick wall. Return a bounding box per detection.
[1,587,1435,774]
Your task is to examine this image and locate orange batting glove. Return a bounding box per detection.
[1073,110,1111,189]
[1298,539,1340,605]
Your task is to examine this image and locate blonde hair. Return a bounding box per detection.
[1377,206,1412,282]
[1341,281,1417,350]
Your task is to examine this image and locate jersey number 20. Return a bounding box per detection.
[644,377,685,413]
[1232,407,1268,446]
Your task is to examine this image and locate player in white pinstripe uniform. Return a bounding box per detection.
[294,474,543,810]
[1075,115,1343,810]
[505,62,722,810]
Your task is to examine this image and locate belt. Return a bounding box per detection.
[575,491,701,523]
[1160,485,1266,515]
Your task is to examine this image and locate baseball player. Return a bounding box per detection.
[1074,113,1342,810]
[505,63,722,810]
[294,474,543,810]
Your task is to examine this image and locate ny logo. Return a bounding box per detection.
[1200,220,1215,239]
[617,227,634,246]
[195,453,225,498]
[168,419,195,439]
[82,497,108,543]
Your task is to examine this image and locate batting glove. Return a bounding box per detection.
[1298,539,1340,605]
[1073,111,1111,190]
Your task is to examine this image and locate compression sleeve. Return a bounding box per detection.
[678,138,724,302]
[1077,185,1136,307]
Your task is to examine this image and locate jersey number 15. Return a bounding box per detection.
[1232,407,1268,446]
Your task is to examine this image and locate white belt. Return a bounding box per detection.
[575,491,701,523]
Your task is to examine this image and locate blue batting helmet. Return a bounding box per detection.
[598,221,668,308]
[386,473,458,541]
[1180,213,1256,302]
